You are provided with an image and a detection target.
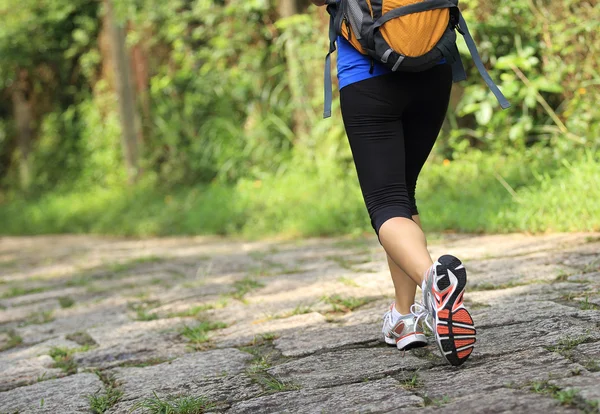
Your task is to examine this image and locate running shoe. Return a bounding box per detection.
[421,255,476,366]
[382,304,428,351]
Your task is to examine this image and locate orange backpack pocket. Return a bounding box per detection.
[380,0,449,57]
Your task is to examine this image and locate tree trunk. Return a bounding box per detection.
[11,69,33,191]
[103,0,141,183]
[279,0,310,143]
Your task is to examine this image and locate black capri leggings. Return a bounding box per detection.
[340,63,452,235]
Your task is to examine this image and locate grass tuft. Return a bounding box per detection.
[469,280,531,291]
[48,346,79,374]
[1,286,47,299]
[337,276,359,287]
[0,330,23,351]
[181,321,227,349]
[400,372,422,389]
[131,391,215,414]
[58,296,75,308]
[108,256,165,273]
[546,335,594,357]
[23,310,54,325]
[529,380,599,412]
[272,304,313,320]
[579,296,600,311]
[168,303,219,318]
[322,294,375,313]
[128,300,161,321]
[230,277,265,302]
[88,372,123,413]
[422,394,451,407]
[66,331,97,347]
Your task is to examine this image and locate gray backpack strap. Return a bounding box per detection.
[450,43,467,82]
[436,35,467,82]
[458,12,510,109]
[323,7,338,118]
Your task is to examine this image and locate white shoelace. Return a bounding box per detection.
[410,302,432,332]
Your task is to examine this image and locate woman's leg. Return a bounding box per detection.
[379,64,453,286]
[387,215,424,315]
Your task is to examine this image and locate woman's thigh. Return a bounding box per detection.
[340,74,413,228]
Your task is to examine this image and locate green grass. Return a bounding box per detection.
[48,345,94,374]
[116,357,173,368]
[272,304,313,320]
[108,256,165,273]
[579,296,600,311]
[469,280,533,291]
[48,346,79,374]
[131,391,215,414]
[322,294,375,313]
[422,394,451,407]
[58,296,75,308]
[0,330,23,351]
[128,300,161,321]
[529,380,599,412]
[241,336,299,394]
[0,150,598,237]
[23,310,54,325]
[88,372,123,413]
[337,276,360,287]
[546,335,593,355]
[1,286,47,299]
[66,331,97,347]
[230,277,265,301]
[168,303,219,318]
[181,321,228,349]
[400,372,422,389]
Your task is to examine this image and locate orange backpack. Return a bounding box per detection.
[323,0,510,117]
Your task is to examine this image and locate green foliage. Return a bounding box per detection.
[446,0,600,156]
[0,148,598,236]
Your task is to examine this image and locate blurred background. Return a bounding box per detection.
[0,0,598,238]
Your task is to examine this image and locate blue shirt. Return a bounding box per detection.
[336,36,446,90]
[337,36,390,90]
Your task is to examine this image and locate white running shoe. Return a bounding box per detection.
[421,255,476,366]
[382,304,428,351]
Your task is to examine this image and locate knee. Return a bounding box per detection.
[371,205,413,235]
[364,184,414,235]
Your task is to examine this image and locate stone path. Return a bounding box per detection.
[0,233,599,413]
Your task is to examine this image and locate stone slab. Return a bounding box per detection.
[474,317,600,359]
[268,347,431,389]
[471,300,579,329]
[228,378,423,414]
[419,348,583,399]
[215,312,327,348]
[0,373,102,414]
[550,372,600,404]
[401,388,577,414]
[0,338,81,392]
[106,349,260,412]
[274,322,379,357]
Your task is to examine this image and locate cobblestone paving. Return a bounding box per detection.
[1,233,599,413]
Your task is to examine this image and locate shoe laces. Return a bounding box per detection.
[410,302,432,332]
